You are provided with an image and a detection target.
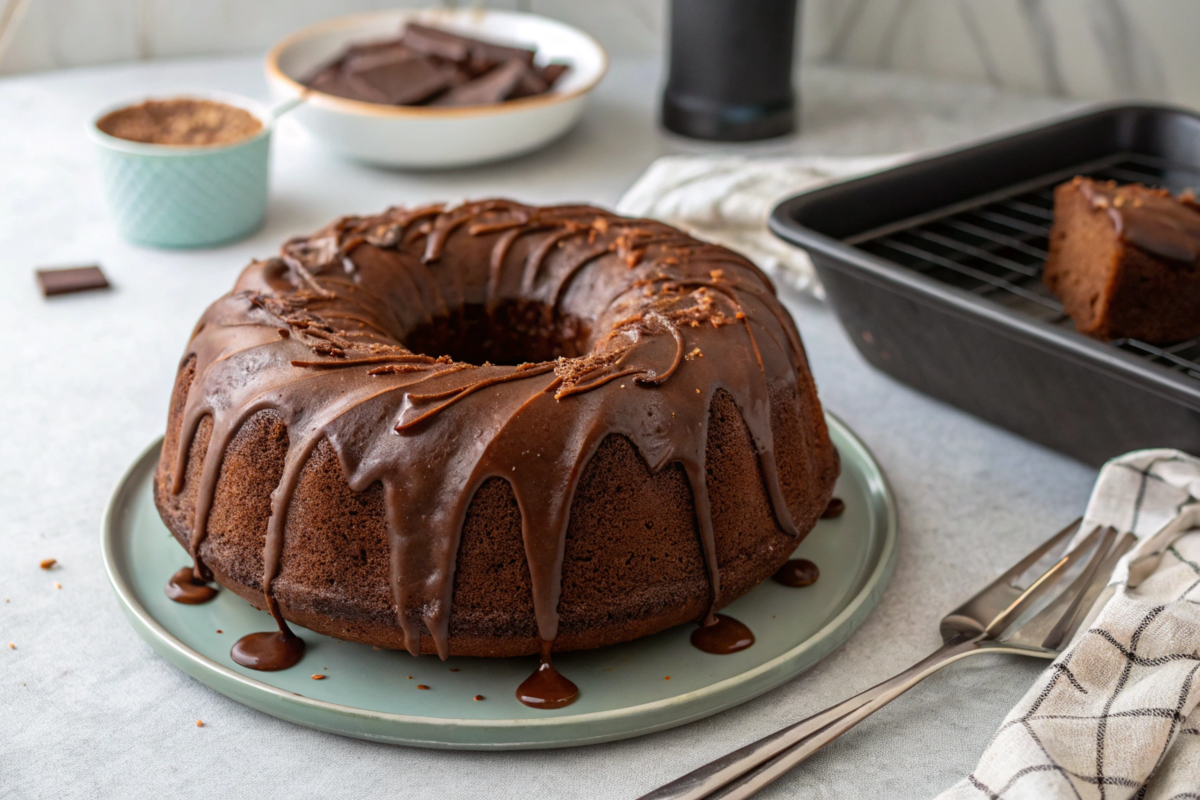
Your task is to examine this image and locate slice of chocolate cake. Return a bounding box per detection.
[1043,176,1200,343]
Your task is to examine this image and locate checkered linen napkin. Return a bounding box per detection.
[615,154,903,298]
[939,449,1200,799]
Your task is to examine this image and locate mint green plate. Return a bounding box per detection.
[102,413,895,749]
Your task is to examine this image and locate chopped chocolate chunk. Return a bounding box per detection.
[540,63,569,87]
[36,265,109,297]
[341,43,417,74]
[401,22,535,74]
[399,23,471,63]
[303,22,567,108]
[431,59,527,107]
[308,69,388,104]
[356,56,460,105]
[509,62,550,100]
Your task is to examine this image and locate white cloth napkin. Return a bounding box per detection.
[939,450,1200,799]
[615,154,904,297]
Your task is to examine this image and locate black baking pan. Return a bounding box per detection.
[769,104,1200,466]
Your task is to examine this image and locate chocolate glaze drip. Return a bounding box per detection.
[165,566,217,604]
[516,640,579,709]
[231,630,305,671]
[170,199,811,665]
[821,497,845,519]
[231,583,307,671]
[690,614,754,655]
[772,558,819,587]
[1077,177,1200,263]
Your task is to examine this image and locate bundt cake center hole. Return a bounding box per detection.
[404,301,591,366]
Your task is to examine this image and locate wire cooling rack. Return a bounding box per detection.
[846,152,1200,382]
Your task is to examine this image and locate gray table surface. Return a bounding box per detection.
[1,54,1095,798]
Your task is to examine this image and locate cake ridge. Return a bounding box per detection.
[168,199,818,659]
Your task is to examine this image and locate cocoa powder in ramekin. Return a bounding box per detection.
[97,99,262,146]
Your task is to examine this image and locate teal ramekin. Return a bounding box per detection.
[88,93,272,248]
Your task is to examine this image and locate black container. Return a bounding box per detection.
[661,0,798,141]
[769,104,1200,467]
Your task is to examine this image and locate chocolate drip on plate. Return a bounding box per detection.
[516,641,579,709]
[690,614,754,655]
[231,583,306,671]
[231,630,305,671]
[772,558,819,587]
[165,566,218,604]
[821,497,845,519]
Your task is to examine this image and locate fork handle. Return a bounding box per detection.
[638,634,985,800]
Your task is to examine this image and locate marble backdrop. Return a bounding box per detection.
[0,0,1196,106]
[803,0,1185,103]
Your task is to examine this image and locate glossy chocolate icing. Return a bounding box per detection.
[1077,177,1200,263]
[169,199,810,667]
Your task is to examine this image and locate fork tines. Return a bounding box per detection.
[990,524,1136,650]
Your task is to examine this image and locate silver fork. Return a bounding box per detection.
[640,519,1137,800]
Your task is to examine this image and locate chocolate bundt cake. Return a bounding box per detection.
[153,199,839,663]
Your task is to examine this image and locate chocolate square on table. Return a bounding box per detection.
[36,265,109,297]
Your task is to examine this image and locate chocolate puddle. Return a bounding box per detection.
[821,497,845,519]
[165,566,217,604]
[772,558,819,587]
[516,641,578,709]
[231,629,305,671]
[690,614,754,655]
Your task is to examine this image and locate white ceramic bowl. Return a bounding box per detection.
[265,9,608,169]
